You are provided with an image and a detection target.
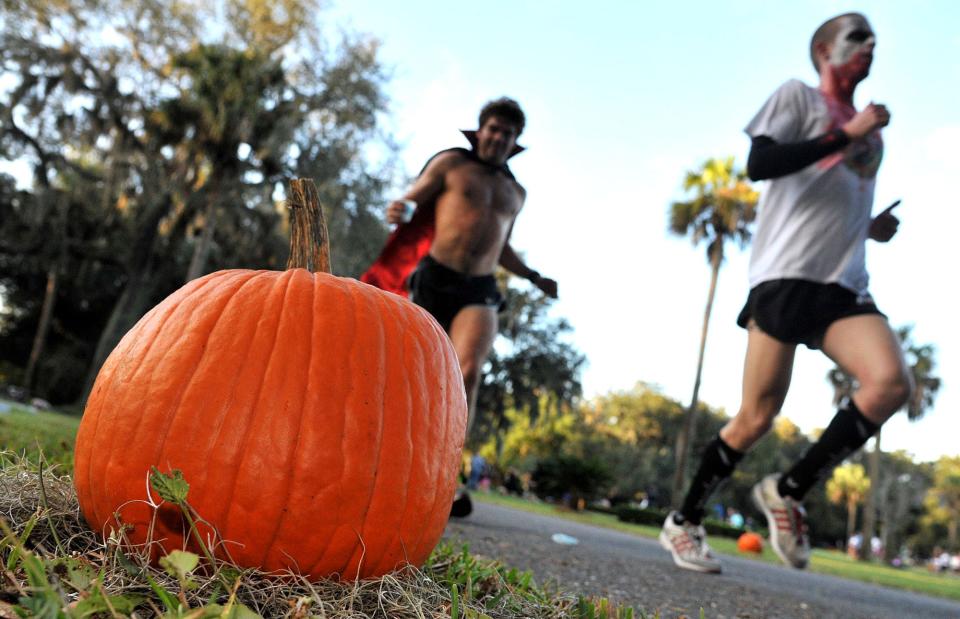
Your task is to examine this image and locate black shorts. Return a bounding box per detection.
[736,279,885,349]
[408,255,504,331]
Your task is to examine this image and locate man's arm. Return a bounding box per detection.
[386,151,461,224]
[747,103,891,181]
[500,242,558,299]
[747,131,849,181]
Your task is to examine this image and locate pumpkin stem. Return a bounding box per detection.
[286,178,332,273]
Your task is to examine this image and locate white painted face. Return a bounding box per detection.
[827,14,875,67]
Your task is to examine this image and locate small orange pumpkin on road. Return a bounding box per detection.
[737,531,764,554]
[73,179,467,579]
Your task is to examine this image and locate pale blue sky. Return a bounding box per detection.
[330,0,959,462]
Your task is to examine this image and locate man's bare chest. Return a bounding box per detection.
[444,165,522,216]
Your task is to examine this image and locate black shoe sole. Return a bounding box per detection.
[450,492,473,518]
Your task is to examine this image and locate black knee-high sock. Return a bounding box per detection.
[778,398,878,500]
[677,436,744,525]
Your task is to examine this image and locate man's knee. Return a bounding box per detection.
[459,358,482,389]
[860,367,912,415]
[724,401,780,449]
[737,407,777,438]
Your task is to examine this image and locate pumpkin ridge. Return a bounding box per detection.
[368,293,421,574]
[182,271,281,516]
[408,322,455,557]
[218,269,299,561]
[304,279,360,576]
[254,269,317,568]
[357,287,416,575]
[326,280,387,578]
[79,279,195,527]
[84,274,225,529]
[147,272,258,496]
[297,282,346,576]
[405,311,447,563]
[196,271,291,540]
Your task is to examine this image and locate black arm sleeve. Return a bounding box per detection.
[747,129,851,181]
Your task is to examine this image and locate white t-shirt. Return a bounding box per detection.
[744,79,883,295]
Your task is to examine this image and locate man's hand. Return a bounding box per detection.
[869,200,900,242]
[386,200,414,225]
[532,275,558,299]
[842,102,891,140]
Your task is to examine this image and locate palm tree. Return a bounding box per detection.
[827,462,871,549]
[668,157,758,507]
[923,456,960,549]
[827,325,941,559]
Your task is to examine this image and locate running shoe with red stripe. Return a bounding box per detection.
[752,474,810,569]
[660,511,722,573]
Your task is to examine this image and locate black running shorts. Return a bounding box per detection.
[408,255,504,331]
[737,279,885,349]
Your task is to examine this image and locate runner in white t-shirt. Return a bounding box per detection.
[661,12,912,573]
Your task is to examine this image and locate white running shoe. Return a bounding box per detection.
[660,511,722,573]
[752,474,811,569]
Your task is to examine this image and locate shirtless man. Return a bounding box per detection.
[659,13,911,573]
[371,98,557,515]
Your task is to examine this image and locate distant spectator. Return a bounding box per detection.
[870,535,882,559]
[848,532,863,558]
[931,547,951,572]
[727,508,745,529]
[467,453,487,491]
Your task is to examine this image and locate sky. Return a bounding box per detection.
[327,0,959,463]
[2,1,956,463]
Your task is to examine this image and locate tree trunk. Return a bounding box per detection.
[185,195,218,282]
[23,198,67,394]
[23,262,59,392]
[671,248,721,508]
[949,518,958,549]
[79,195,170,404]
[858,429,882,560]
[846,499,858,548]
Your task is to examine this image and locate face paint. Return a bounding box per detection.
[827,14,875,68]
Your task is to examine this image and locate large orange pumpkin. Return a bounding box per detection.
[737,531,764,554]
[73,180,467,579]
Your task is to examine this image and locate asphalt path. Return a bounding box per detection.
[442,501,960,619]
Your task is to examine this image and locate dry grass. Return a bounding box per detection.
[0,453,635,618]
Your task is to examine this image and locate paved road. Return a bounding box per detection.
[442,501,960,619]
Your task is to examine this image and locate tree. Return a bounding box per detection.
[923,456,960,550]
[667,157,758,507]
[827,325,941,559]
[0,0,398,403]
[827,463,871,549]
[581,383,726,510]
[474,271,585,451]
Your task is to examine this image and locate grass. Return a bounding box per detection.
[0,406,651,618]
[0,455,650,618]
[472,492,960,602]
[0,399,80,466]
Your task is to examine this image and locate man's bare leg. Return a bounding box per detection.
[662,324,798,573]
[675,325,796,523]
[448,305,498,435]
[756,315,911,568]
[446,304,497,518]
[720,325,798,451]
[820,314,912,424]
[776,314,911,500]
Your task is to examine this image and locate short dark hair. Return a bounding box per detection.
[810,12,866,71]
[479,97,525,135]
